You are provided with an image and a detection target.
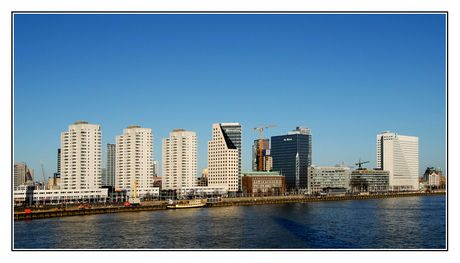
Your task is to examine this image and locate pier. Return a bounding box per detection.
[207,191,445,207]
[14,192,445,221]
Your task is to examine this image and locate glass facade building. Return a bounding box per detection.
[102,143,116,187]
[271,127,312,190]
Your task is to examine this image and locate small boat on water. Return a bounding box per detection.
[167,198,207,209]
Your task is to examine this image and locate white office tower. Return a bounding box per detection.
[116,125,154,197]
[208,123,240,193]
[162,129,198,190]
[377,131,419,190]
[60,121,102,190]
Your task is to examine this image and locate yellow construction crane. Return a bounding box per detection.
[253,124,277,171]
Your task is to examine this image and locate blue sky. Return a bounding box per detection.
[13,13,446,181]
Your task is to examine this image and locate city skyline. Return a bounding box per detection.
[13,13,446,181]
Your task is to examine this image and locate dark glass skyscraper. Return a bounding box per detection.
[102,143,116,187]
[271,127,312,190]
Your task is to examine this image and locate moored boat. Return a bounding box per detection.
[167,198,206,209]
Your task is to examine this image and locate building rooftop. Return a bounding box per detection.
[242,171,282,176]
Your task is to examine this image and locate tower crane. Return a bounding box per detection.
[253,124,277,171]
[355,158,370,169]
[40,159,46,186]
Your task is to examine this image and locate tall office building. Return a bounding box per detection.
[377,131,419,190]
[271,126,312,190]
[60,121,102,190]
[102,143,116,187]
[115,125,154,197]
[162,129,198,190]
[208,123,241,193]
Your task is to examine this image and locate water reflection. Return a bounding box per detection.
[14,196,446,249]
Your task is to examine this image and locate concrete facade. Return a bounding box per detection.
[14,162,33,190]
[377,131,419,190]
[14,185,109,205]
[60,121,102,190]
[208,123,240,192]
[308,165,351,194]
[176,186,229,198]
[162,129,198,190]
[116,125,155,197]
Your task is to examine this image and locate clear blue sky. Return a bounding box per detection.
[13,13,446,181]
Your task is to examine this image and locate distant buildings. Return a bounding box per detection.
[252,139,273,172]
[423,167,443,187]
[197,168,208,186]
[241,171,285,197]
[208,123,241,193]
[60,121,102,190]
[14,120,437,205]
[116,125,155,198]
[350,169,390,192]
[308,165,351,194]
[271,126,312,190]
[162,129,198,190]
[14,162,33,189]
[377,131,419,190]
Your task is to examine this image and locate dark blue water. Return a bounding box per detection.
[13,195,446,249]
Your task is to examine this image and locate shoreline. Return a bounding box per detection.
[13,191,446,221]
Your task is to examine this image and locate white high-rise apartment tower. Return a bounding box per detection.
[116,125,154,197]
[162,129,198,190]
[208,123,240,192]
[377,131,419,190]
[60,121,102,190]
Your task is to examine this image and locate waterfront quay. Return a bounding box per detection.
[14,191,445,221]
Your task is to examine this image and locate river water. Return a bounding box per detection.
[13,195,446,250]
